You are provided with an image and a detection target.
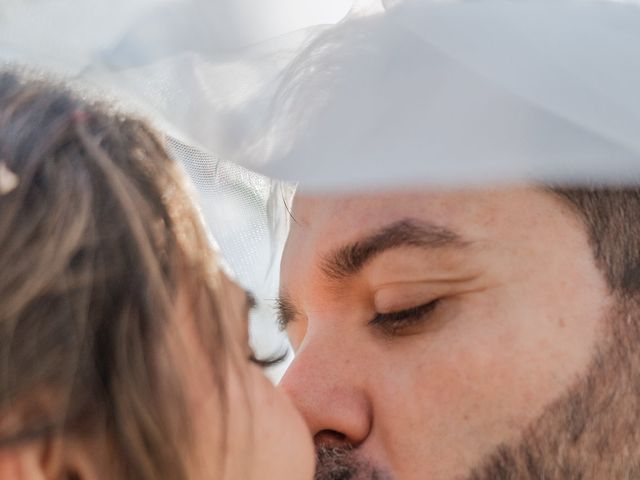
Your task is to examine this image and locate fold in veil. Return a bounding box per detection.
[3,0,640,373]
[258,0,640,189]
[4,0,640,189]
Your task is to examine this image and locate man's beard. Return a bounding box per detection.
[467,296,640,479]
[315,446,391,480]
[315,297,640,480]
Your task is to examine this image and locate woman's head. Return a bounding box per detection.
[0,71,314,480]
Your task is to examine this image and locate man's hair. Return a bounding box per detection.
[0,71,229,480]
[551,187,640,296]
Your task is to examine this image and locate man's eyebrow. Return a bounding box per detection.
[321,219,468,280]
[277,220,467,331]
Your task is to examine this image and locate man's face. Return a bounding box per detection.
[279,187,614,480]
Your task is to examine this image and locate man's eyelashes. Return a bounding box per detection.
[368,300,441,335]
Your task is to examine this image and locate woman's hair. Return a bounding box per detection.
[0,71,229,479]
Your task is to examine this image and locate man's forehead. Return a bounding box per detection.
[289,189,500,240]
[291,190,459,231]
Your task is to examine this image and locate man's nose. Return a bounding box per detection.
[280,339,373,448]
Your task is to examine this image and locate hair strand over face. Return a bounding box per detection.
[0,70,230,480]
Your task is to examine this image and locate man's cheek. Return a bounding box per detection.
[401,342,545,437]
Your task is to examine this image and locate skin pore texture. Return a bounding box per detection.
[278,187,639,480]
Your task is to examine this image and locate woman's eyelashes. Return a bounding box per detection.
[369,299,441,336]
[245,292,288,368]
[249,347,289,368]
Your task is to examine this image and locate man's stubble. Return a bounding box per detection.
[468,295,640,479]
[315,296,640,480]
